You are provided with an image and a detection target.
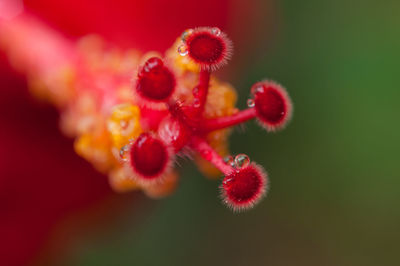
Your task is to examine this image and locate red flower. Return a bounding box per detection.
[0,0,276,265]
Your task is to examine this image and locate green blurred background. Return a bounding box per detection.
[57,0,400,265]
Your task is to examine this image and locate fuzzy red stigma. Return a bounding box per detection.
[221,163,267,211]
[252,81,292,131]
[135,57,176,105]
[183,27,232,70]
[129,132,171,182]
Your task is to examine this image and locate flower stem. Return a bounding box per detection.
[200,108,256,132]
[190,136,233,175]
[193,69,210,115]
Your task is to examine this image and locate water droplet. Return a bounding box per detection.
[251,84,264,96]
[211,27,221,36]
[247,99,255,108]
[119,145,130,161]
[223,177,233,186]
[223,155,235,167]
[181,29,193,43]
[178,45,188,56]
[234,154,250,169]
